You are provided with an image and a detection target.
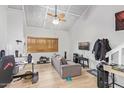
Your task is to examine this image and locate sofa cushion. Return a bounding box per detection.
[60,57,68,65]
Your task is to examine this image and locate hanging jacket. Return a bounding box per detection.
[99,39,111,61]
[92,39,111,61]
[92,39,102,60]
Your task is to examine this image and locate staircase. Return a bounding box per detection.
[106,43,124,65]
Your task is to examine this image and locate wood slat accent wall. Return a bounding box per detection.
[27,37,58,53]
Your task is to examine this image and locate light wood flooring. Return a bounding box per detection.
[6,63,97,88]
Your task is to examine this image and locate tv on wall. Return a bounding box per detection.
[78,42,90,50]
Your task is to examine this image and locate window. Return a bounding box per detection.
[27,37,58,53]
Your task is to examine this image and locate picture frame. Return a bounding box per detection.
[115,10,124,31]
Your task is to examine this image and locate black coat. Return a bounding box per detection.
[92,39,111,61]
[92,39,101,60]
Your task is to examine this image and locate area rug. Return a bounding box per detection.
[87,69,97,77]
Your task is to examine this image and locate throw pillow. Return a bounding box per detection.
[61,57,68,65]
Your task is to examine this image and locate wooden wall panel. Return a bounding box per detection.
[27,37,58,53]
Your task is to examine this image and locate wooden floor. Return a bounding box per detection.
[6,63,97,88]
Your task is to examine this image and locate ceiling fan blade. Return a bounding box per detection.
[47,13,55,17]
[47,5,67,23]
[58,13,65,18]
[59,18,66,22]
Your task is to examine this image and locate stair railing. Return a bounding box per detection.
[106,43,124,65]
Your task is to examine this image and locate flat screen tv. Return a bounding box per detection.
[78,42,90,50]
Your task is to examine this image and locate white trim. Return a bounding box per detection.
[108,55,111,64]
[106,43,124,65]
[106,43,124,57]
[43,6,49,27]
[7,8,23,15]
[118,49,123,65]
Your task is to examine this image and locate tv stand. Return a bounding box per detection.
[79,56,89,68]
[73,53,89,68]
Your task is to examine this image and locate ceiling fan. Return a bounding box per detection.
[47,5,66,24]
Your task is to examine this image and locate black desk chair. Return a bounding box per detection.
[0,55,39,88]
[0,55,15,87]
[79,55,89,68]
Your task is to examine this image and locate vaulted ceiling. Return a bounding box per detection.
[8,5,90,31]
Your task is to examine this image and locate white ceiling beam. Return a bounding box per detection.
[40,5,80,16]
[22,5,89,31]
[80,6,91,18]
[48,7,80,16]
[43,6,49,27]
[48,7,66,13]
[65,5,71,17]
[22,5,27,26]
[67,12,80,17]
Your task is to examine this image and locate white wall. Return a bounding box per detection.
[70,5,124,68]
[7,8,24,56]
[24,26,70,62]
[6,7,70,62]
[70,5,124,87]
[0,6,7,50]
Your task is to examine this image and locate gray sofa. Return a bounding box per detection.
[51,56,81,78]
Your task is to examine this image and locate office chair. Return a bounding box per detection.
[0,55,39,88]
[0,55,15,87]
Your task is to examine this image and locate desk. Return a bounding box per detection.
[13,63,38,84]
[16,63,34,75]
[103,65,124,88]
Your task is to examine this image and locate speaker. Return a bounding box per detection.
[73,53,79,63]
[27,54,32,63]
[0,50,5,58]
[15,50,19,57]
[64,51,67,59]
